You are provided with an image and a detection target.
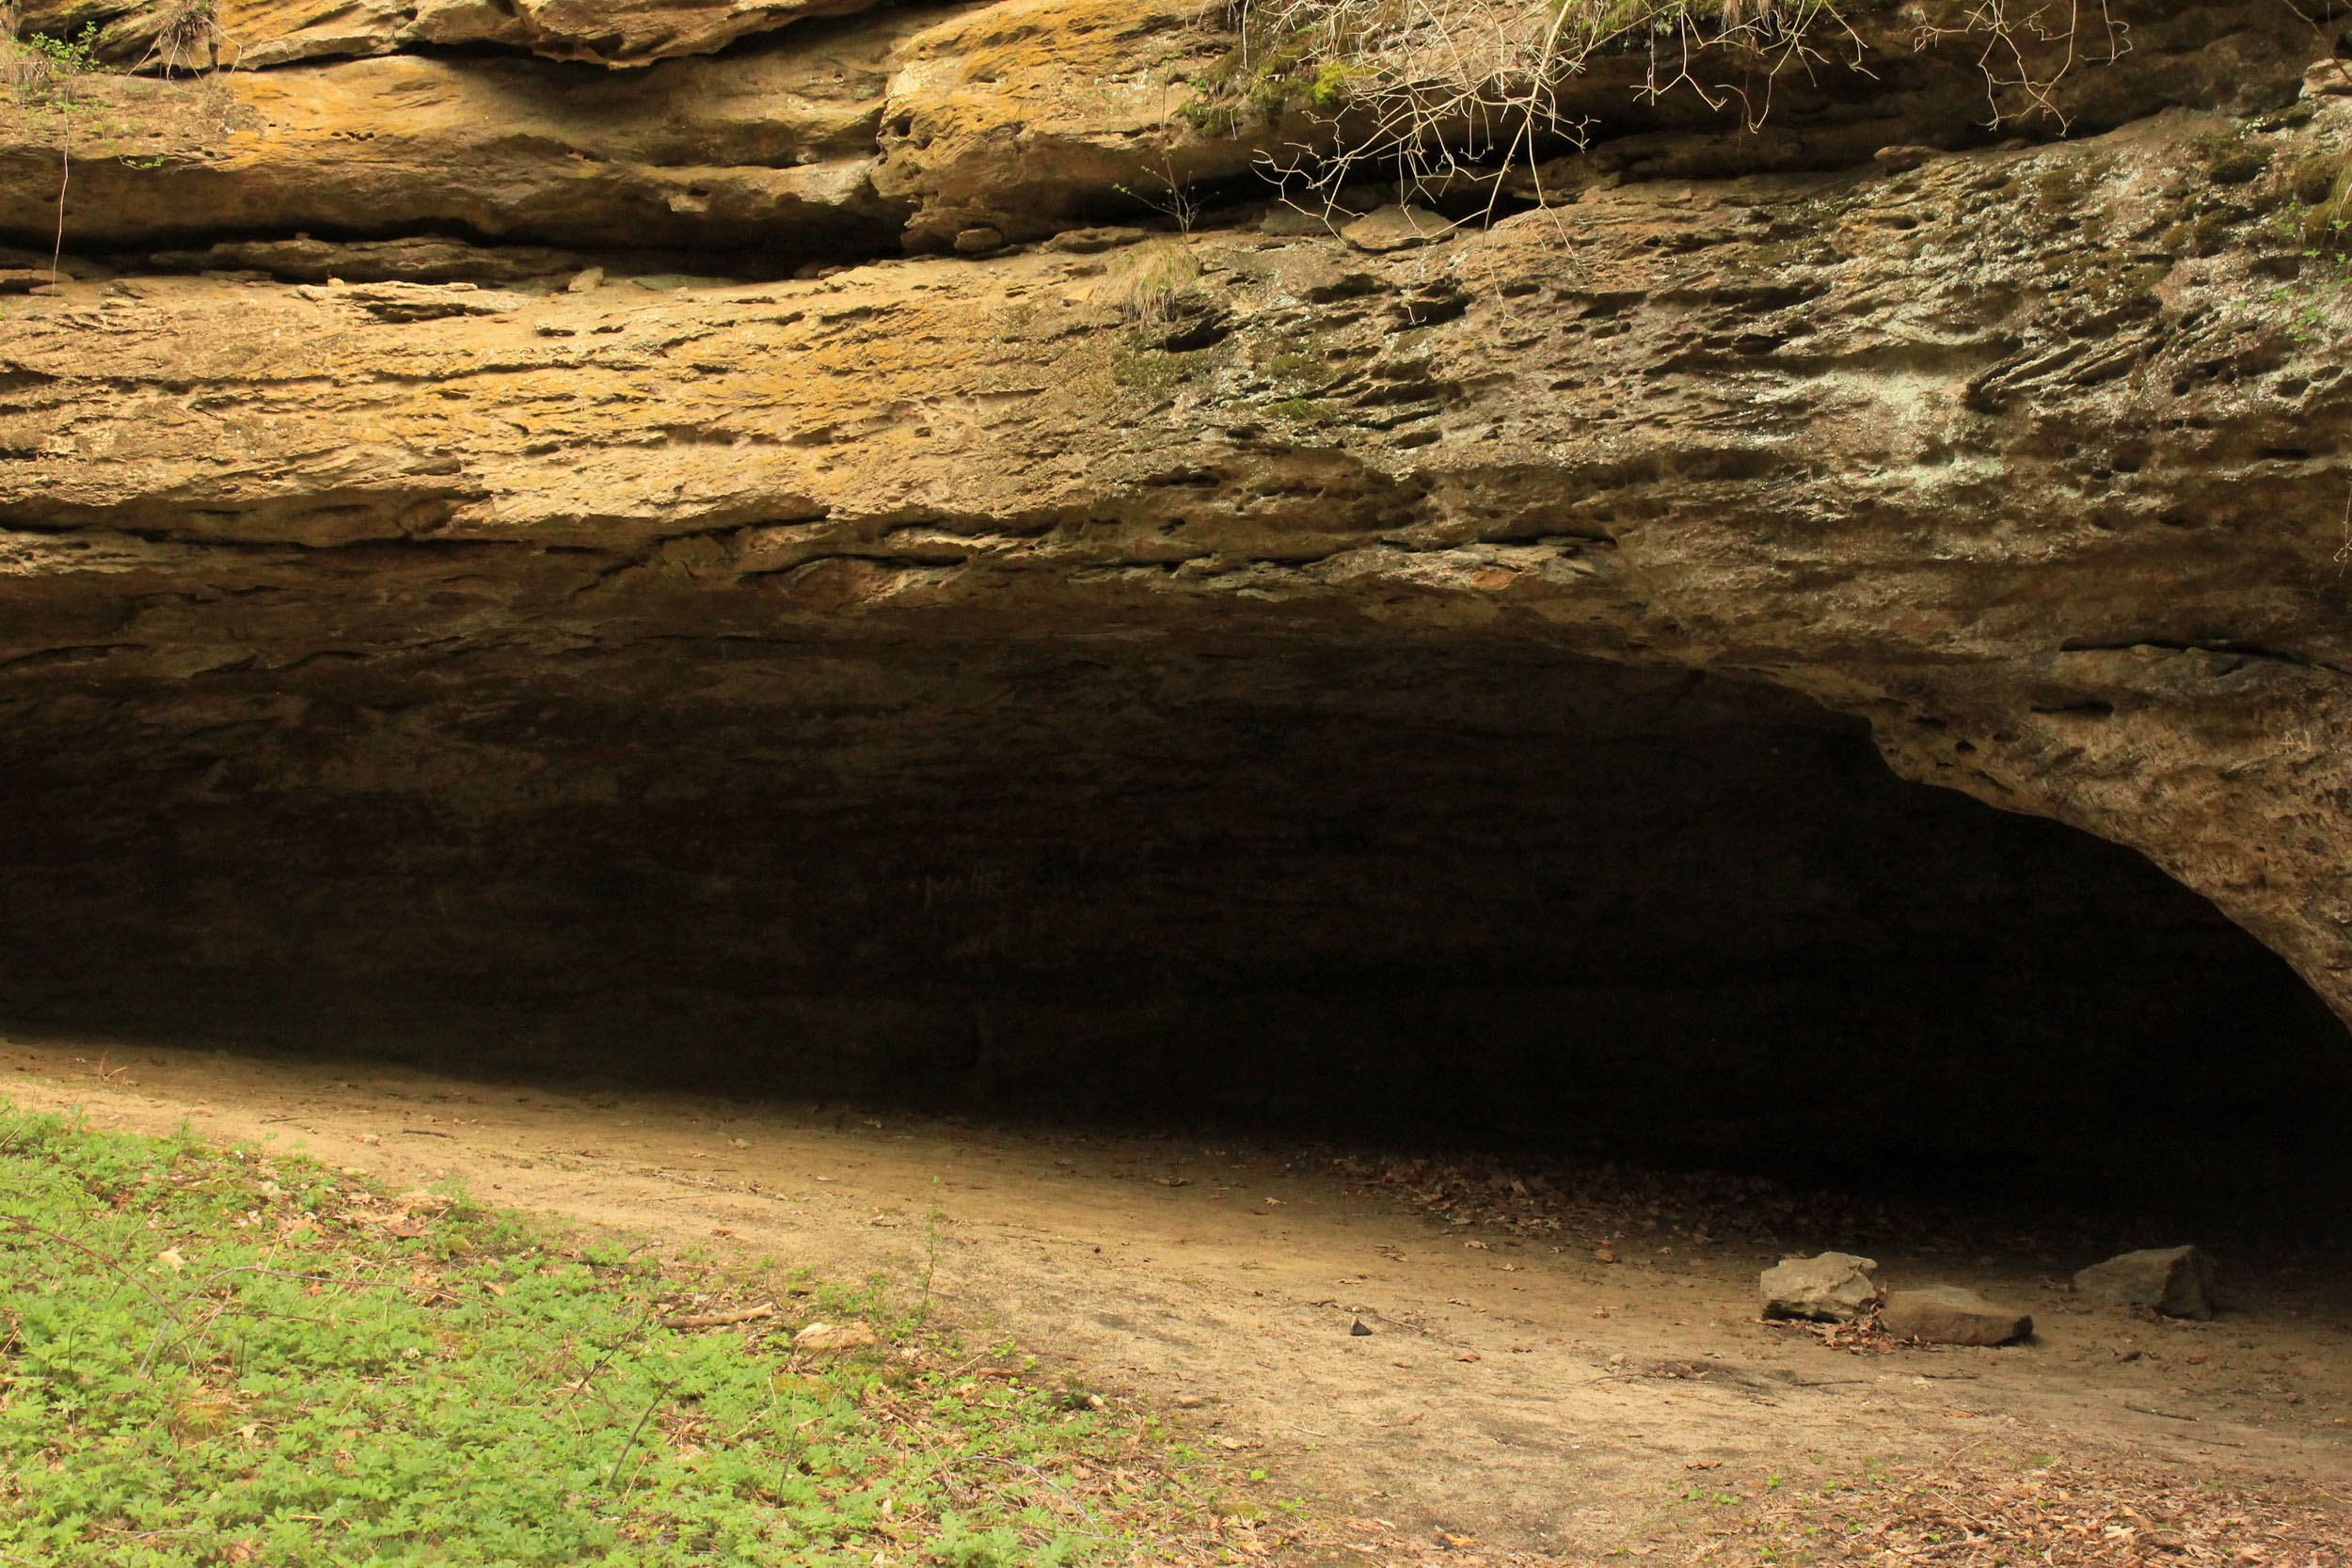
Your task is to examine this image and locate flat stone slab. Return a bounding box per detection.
[1760,1251,1881,1323]
[2074,1245,2215,1319]
[1882,1285,2032,1345]
[1262,204,1350,237]
[1342,205,1452,252]
[1043,226,1152,254]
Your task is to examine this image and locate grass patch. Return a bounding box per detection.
[0,1104,1252,1565]
[1101,241,1210,338]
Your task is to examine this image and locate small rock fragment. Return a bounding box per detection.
[1043,226,1150,254]
[1759,1251,1882,1323]
[2307,57,2352,97]
[565,266,604,293]
[1881,1285,2032,1346]
[953,226,1005,256]
[1342,205,1450,252]
[793,1321,881,1351]
[1350,1318,1374,1337]
[1874,144,1938,173]
[2074,1246,2216,1319]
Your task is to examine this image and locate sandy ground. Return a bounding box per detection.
[4,1034,2348,1563]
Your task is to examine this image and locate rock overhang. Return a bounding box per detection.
[0,0,2348,1177]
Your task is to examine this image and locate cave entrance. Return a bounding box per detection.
[0,641,2343,1220]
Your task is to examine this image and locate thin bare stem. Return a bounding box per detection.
[50,80,65,281]
[606,1380,675,1501]
[1218,0,2126,217]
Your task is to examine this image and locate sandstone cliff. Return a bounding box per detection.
[2,0,2349,1161]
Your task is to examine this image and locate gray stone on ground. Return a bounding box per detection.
[1759,1251,1881,1322]
[1881,1285,2032,1345]
[952,227,1005,256]
[1341,205,1451,252]
[2074,1245,2215,1319]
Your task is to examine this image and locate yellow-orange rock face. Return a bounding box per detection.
[0,0,2346,1135]
[34,0,884,69]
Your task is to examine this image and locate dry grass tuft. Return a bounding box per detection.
[138,0,231,76]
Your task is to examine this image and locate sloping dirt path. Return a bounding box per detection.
[5,1035,2348,1563]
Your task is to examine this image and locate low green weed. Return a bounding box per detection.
[0,1105,1232,1565]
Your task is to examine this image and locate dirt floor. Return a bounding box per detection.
[4,1034,2348,1565]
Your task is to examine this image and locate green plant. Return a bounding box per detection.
[0,1103,1252,1564]
[1,18,103,84]
[2195,129,2272,188]
[0,4,225,277]
[2,21,105,277]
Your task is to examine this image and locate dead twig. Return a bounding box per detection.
[660,1303,774,1330]
[1218,0,2127,221]
[605,1380,675,1501]
[0,1211,180,1322]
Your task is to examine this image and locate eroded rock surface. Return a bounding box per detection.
[0,0,2320,259]
[0,0,2348,1150]
[34,0,884,69]
[13,106,2352,998]
[0,28,912,255]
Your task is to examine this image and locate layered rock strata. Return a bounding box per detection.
[0,0,2348,1166]
[0,0,2321,258]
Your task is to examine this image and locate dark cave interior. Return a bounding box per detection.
[1,640,2342,1223]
